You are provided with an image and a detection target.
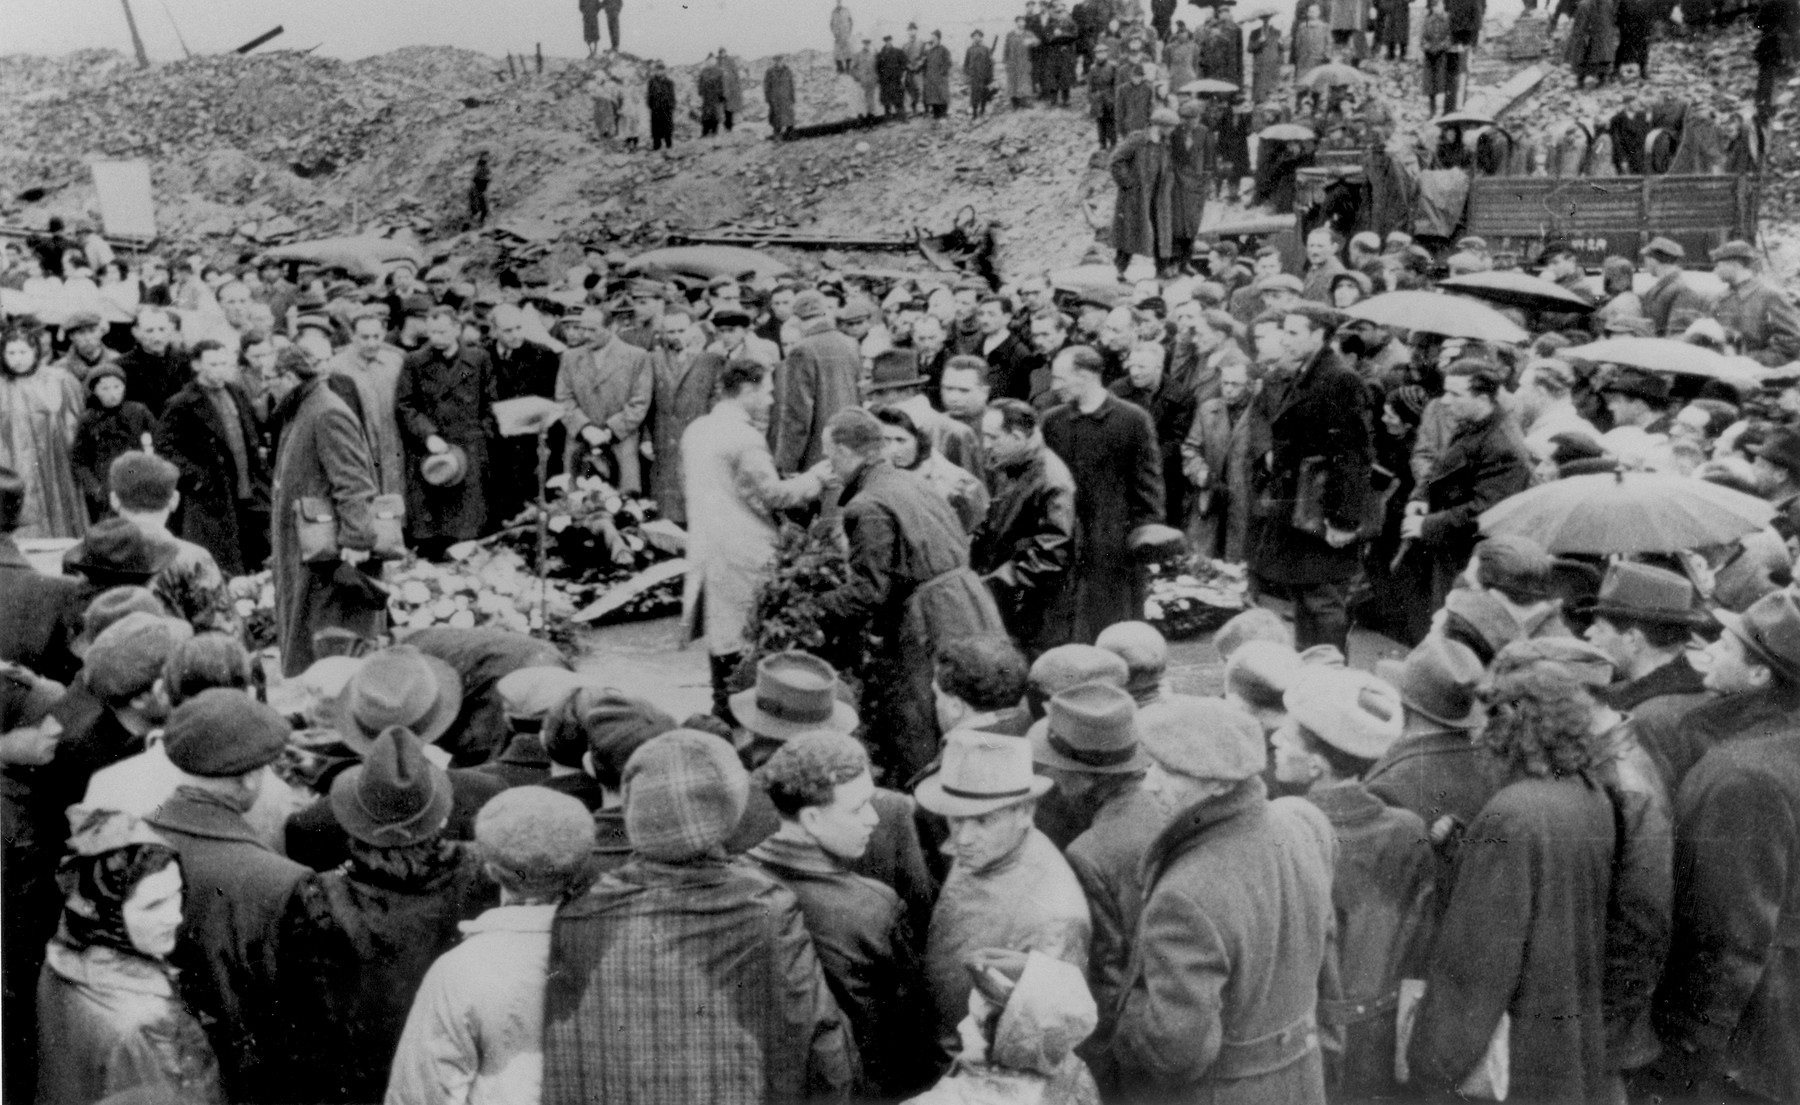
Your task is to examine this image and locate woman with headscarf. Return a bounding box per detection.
[282,727,496,1104]
[35,807,222,1105]
[0,325,86,539]
[1354,385,1431,643]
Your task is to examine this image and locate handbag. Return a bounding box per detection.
[296,494,408,564]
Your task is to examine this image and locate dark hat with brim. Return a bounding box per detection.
[1587,561,1709,628]
[1028,682,1150,775]
[62,519,179,585]
[1715,588,1800,686]
[334,646,464,755]
[330,726,453,847]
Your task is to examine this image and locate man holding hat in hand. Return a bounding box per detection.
[917,726,1091,1059]
[1275,668,1433,1102]
[1029,681,1169,1084]
[1710,238,1800,367]
[145,688,313,1105]
[397,306,499,560]
[555,302,653,494]
[1113,688,1335,1104]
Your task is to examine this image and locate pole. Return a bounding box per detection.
[533,425,552,632]
[153,0,192,59]
[119,0,150,67]
[536,42,544,74]
[235,26,285,54]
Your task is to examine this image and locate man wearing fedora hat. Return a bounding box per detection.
[284,726,496,1104]
[1028,682,1168,1082]
[1750,424,1800,545]
[404,624,569,766]
[543,729,855,1103]
[1275,669,1433,1101]
[144,689,314,1104]
[1650,587,1800,1102]
[1584,561,1710,714]
[284,646,505,872]
[866,348,984,478]
[1709,238,1800,367]
[817,408,1006,783]
[917,727,1091,1058]
[749,731,938,1100]
[1366,635,1504,849]
[1113,693,1335,1104]
[398,307,500,560]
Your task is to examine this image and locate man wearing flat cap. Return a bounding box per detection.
[916,727,1091,1060]
[1111,692,1336,1103]
[1109,107,1180,281]
[1534,239,1598,333]
[773,290,863,474]
[1028,682,1169,1084]
[146,689,314,1104]
[555,302,653,494]
[1275,669,1432,1101]
[543,729,855,1103]
[1650,587,1800,1102]
[1709,239,1800,366]
[1637,238,1711,338]
[53,312,118,384]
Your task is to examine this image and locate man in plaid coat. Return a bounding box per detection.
[542,729,856,1104]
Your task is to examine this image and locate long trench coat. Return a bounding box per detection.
[764,62,796,132]
[1041,394,1165,644]
[0,367,85,540]
[1170,119,1214,241]
[271,377,380,676]
[923,43,954,107]
[396,342,499,542]
[1004,29,1039,99]
[646,349,723,525]
[555,335,652,492]
[1110,130,1177,261]
[154,381,272,577]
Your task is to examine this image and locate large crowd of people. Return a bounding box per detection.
[7,1,1800,1104]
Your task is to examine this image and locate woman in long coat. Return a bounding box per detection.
[270,350,381,677]
[1406,642,1623,1103]
[1564,0,1620,87]
[0,327,85,540]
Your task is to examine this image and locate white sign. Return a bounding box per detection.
[90,159,156,239]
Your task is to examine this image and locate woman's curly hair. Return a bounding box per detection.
[1475,641,1615,779]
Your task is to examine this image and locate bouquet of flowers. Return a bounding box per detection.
[1144,554,1249,641]
[733,518,867,692]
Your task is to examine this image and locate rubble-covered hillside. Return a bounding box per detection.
[1,15,1796,280]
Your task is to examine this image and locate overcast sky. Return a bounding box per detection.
[4,1,1029,66]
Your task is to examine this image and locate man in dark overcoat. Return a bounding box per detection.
[876,36,910,116]
[486,303,564,527]
[1041,346,1165,645]
[1110,107,1179,281]
[147,690,315,1104]
[1244,304,1373,653]
[269,348,382,677]
[155,339,271,577]
[964,32,995,119]
[772,291,863,475]
[764,55,797,135]
[1648,589,1800,1103]
[647,61,677,149]
[697,54,728,137]
[1169,102,1214,273]
[972,399,1076,655]
[817,408,1006,785]
[1401,358,1532,613]
[397,307,500,559]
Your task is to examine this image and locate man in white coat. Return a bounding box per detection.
[681,359,829,722]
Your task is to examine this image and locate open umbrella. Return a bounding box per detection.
[1562,337,1760,386]
[0,288,136,328]
[1298,63,1368,89]
[1440,271,1595,314]
[1342,290,1529,344]
[1429,110,1496,128]
[1257,123,1317,142]
[1179,78,1239,95]
[1479,470,1774,555]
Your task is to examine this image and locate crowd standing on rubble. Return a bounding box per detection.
[7,0,1800,1103]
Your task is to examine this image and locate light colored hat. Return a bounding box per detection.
[1028,682,1150,775]
[915,728,1053,817]
[496,666,594,720]
[729,651,858,741]
[420,444,469,487]
[1284,668,1403,761]
[1137,695,1265,781]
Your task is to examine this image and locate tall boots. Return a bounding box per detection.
[710,652,743,727]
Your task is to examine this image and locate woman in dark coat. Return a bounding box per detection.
[284,728,496,1104]
[1355,385,1432,644]
[1407,641,1624,1104]
[269,349,381,677]
[70,366,158,523]
[396,312,499,558]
